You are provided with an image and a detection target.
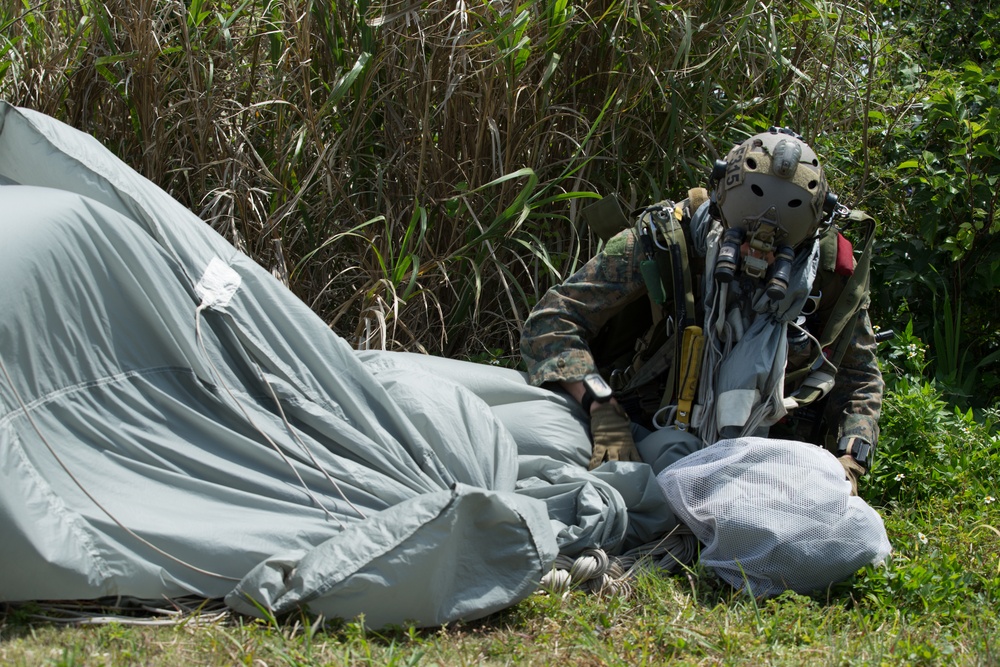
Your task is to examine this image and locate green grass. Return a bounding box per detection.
[2,494,999,667]
[3,397,999,666]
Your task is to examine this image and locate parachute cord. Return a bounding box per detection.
[257,370,369,522]
[194,303,368,522]
[0,353,240,583]
[537,524,698,598]
[194,304,368,527]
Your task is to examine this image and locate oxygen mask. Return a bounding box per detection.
[715,208,796,302]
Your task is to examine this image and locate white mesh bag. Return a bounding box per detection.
[656,437,891,596]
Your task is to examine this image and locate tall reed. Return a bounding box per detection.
[1,0,889,359]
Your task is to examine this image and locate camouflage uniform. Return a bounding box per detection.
[520,197,884,450]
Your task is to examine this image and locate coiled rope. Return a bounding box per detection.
[538,524,698,598]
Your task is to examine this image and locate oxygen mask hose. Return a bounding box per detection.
[765,245,795,301]
[715,227,745,284]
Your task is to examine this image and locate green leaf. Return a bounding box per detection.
[323,52,371,113]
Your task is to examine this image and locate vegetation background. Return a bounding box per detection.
[2,0,999,664]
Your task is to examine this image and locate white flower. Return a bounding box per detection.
[986,496,996,505]
[918,532,928,545]
[895,473,905,481]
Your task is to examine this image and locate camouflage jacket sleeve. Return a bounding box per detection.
[520,228,648,385]
[823,307,885,447]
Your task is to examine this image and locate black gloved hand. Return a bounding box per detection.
[838,454,865,497]
[588,402,642,470]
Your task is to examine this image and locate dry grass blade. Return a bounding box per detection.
[1,0,893,358]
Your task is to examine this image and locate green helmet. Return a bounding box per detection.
[714,128,829,248]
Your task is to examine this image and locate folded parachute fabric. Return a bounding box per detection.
[356,350,684,554]
[0,102,670,627]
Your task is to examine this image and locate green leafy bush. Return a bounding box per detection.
[870,327,999,505]
[847,335,1000,629]
[865,5,1000,408]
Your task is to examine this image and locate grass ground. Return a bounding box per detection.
[2,353,999,666]
[2,487,998,666]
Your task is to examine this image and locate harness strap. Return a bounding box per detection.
[629,194,710,421]
[787,354,838,407]
[820,210,877,367]
[785,210,877,408]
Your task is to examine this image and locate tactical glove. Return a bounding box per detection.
[588,402,642,470]
[838,454,865,497]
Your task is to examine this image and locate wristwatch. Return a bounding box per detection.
[581,373,614,414]
[837,436,873,472]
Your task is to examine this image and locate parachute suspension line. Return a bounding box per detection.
[194,303,367,521]
[697,284,728,445]
[540,548,631,597]
[193,304,365,527]
[256,373,369,522]
[0,354,240,583]
[537,524,698,597]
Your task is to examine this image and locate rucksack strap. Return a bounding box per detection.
[634,195,711,419]
[637,200,698,328]
[819,209,876,366]
[786,209,877,407]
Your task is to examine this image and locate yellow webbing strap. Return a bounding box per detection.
[674,325,704,430]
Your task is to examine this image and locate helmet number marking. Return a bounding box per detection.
[724,144,747,189]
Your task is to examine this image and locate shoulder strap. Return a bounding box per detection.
[631,194,709,416]
[820,209,877,366]
[637,199,699,327]
[786,210,877,408]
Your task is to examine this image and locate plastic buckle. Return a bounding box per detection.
[609,368,630,391]
[837,436,872,471]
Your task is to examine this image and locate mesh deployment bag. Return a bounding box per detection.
[656,437,891,596]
